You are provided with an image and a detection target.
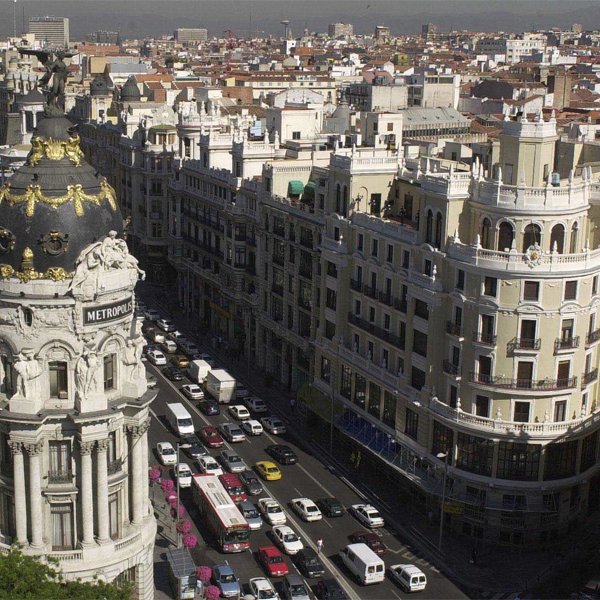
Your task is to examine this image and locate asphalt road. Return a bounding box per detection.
[144,327,467,600]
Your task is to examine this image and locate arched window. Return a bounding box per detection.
[498,222,514,251]
[550,224,565,254]
[342,186,348,217]
[425,210,433,243]
[335,184,341,213]
[570,222,579,254]
[480,218,492,249]
[434,213,443,248]
[522,223,541,252]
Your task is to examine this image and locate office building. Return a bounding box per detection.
[174,28,208,44]
[28,16,70,47]
[328,23,353,38]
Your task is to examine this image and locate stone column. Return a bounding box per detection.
[141,418,151,517]
[79,440,95,546]
[128,422,147,525]
[95,439,110,543]
[26,441,44,549]
[9,441,27,545]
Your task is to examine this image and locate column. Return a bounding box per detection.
[128,424,144,525]
[9,442,27,545]
[95,439,110,543]
[26,442,44,549]
[79,441,95,546]
[141,418,151,518]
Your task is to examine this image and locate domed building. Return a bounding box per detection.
[0,110,156,597]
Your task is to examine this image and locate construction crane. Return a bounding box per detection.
[223,30,236,50]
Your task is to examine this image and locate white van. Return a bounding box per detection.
[389,564,427,592]
[165,403,194,437]
[340,543,385,585]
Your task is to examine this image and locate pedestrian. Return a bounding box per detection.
[316,538,323,555]
[290,397,296,415]
[470,548,477,565]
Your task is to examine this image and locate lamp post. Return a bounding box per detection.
[329,368,336,456]
[436,450,449,552]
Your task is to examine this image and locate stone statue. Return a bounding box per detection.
[13,350,42,399]
[76,349,101,400]
[123,337,145,381]
[75,353,88,400]
[0,356,5,392]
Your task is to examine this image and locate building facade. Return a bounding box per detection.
[28,17,70,47]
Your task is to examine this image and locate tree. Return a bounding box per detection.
[0,547,133,599]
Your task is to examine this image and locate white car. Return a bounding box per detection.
[168,330,185,341]
[244,396,268,413]
[198,456,223,476]
[219,423,246,443]
[228,405,251,420]
[147,349,167,366]
[150,331,166,344]
[156,442,177,466]
[181,384,204,400]
[241,419,263,436]
[350,503,385,528]
[161,340,178,354]
[261,416,286,435]
[258,498,287,525]
[174,462,193,488]
[388,564,427,593]
[144,309,161,321]
[248,577,279,600]
[272,525,304,555]
[291,497,322,522]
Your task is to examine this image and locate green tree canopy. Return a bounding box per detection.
[0,547,132,599]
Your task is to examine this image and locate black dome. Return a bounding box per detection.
[120,76,141,102]
[90,74,110,97]
[0,114,122,278]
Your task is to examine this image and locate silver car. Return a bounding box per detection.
[219,449,246,473]
[238,500,262,530]
[282,574,310,600]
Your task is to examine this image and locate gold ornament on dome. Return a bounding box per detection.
[0,265,14,278]
[0,263,72,282]
[0,178,117,218]
[44,267,70,281]
[27,135,85,167]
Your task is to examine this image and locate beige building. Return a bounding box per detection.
[28,16,69,47]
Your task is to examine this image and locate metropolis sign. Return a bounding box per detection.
[83,297,133,325]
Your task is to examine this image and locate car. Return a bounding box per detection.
[228,404,251,420]
[315,579,349,600]
[258,546,289,578]
[258,498,287,525]
[238,500,263,530]
[248,576,279,600]
[168,330,185,341]
[282,574,310,600]
[219,423,246,443]
[261,416,287,435]
[219,449,246,473]
[174,462,193,488]
[241,419,263,436]
[198,455,223,476]
[350,504,385,529]
[239,470,263,496]
[156,442,177,465]
[199,425,224,448]
[244,396,268,413]
[291,498,322,522]
[272,525,304,555]
[143,343,158,355]
[171,354,190,369]
[236,387,251,400]
[147,349,167,366]
[198,398,220,415]
[255,461,282,481]
[180,383,204,401]
[146,374,158,389]
[349,530,387,555]
[135,300,147,312]
[316,497,345,518]
[294,548,325,578]
[180,435,208,460]
[161,366,184,381]
[266,444,298,465]
[157,318,176,332]
[388,564,427,593]
[212,564,240,598]
[144,308,161,321]
[135,311,145,323]
[150,331,166,344]
[180,342,200,356]
[161,340,178,354]
[141,322,156,336]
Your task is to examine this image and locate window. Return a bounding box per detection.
[369,306,375,323]
[564,280,577,301]
[292,131,301,140]
[367,382,381,418]
[425,210,433,243]
[480,218,492,249]
[49,441,71,480]
[49,362,68,399]
[550,224,565,254]
[456,269,465,291]
[320,357,331,383]
[398,322,406,350]
[543,441,578,480]
[411,367,426,390]
[432,421,453,463]
[561,319,574,342]
[109,492,120,540]
[523,281,539,301]
[405,408,418,439]
[522,223,541,252]
[456,433,493,476]
[581,431,598,472]
[382,391,396,428]
[424,259,432,277]
[514,402,530,423]
[483,277,497,297]
[340,365,352,400]
[325,288,337,310]
[357,234,363,252]
[497,222,514,251]
[496,442,540,481]
[413,330,428,357]
[51,504,73,550]
[386,244,393,263]
[475,395,489,417]
[414,299,428,320]
[593,276,598,296]
[104,354,116,391]
[434,213,443,248]
[554,400,566,422]
[333,227,340,241]
[570,222,579,253]
[371,239,378,257]
[326,261,337,278]
[402,250,410,269]
[354,373,366,409]
[324,320,335,340]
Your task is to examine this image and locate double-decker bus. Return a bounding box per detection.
[192,474,250,552]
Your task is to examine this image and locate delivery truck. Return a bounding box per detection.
[187,359,211,384]
[205,369,236,404]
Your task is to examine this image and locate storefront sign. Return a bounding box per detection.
[84,297,133,325]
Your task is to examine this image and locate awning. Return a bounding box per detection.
[303,181,316,198]
[288,180,305,196]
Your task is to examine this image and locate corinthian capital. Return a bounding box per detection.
[79,440,95,455]
[25,441,44,456]
[7,440,22,455]
[96,439,110,452]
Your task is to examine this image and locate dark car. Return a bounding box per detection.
[294,548,325,578]
[161,366,184,381]
[180,435,208,460]
[315,579,349,600]
[348,530,387,556]
[316,497,345,518]
[265,444,298,465]
[143,344,158,355]
[239,469,263,496]
[199,399,220,416]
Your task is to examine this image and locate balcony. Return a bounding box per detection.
[350,279,362,292]
[363,285,378,299]
[378,291,393,306]
[582,368,598,388]
[469,372,577,391]
[107,459,123,476]
[443,360,460,376]
[554,336,580,353]
[348,313,405,350]
[507,337,541,354]
[473,331,497,346]
[395,298,407,313]
[48,470,72,484]
[446,321,463,337]
[587,329,600,346]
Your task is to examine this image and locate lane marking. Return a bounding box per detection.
[390,588,403,599]
[296,462,336,498]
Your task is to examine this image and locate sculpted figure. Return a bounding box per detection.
[13,351,41,399]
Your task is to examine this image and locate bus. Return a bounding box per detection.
[192,474,250,553]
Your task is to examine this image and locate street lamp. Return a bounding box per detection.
[329,368,336,457]
[436,450,449,552]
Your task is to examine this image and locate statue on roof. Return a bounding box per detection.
[18,48,78,114]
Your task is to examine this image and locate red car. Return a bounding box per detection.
[200,426,224,449]
[349,530,387,556]
[258,545,289,577]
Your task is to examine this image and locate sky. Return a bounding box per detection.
[1,0,600,39]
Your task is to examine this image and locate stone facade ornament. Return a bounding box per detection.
[123,336,146,381]
[525,244,543,269]
[75,349,101,401]
[13,349,42,400]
